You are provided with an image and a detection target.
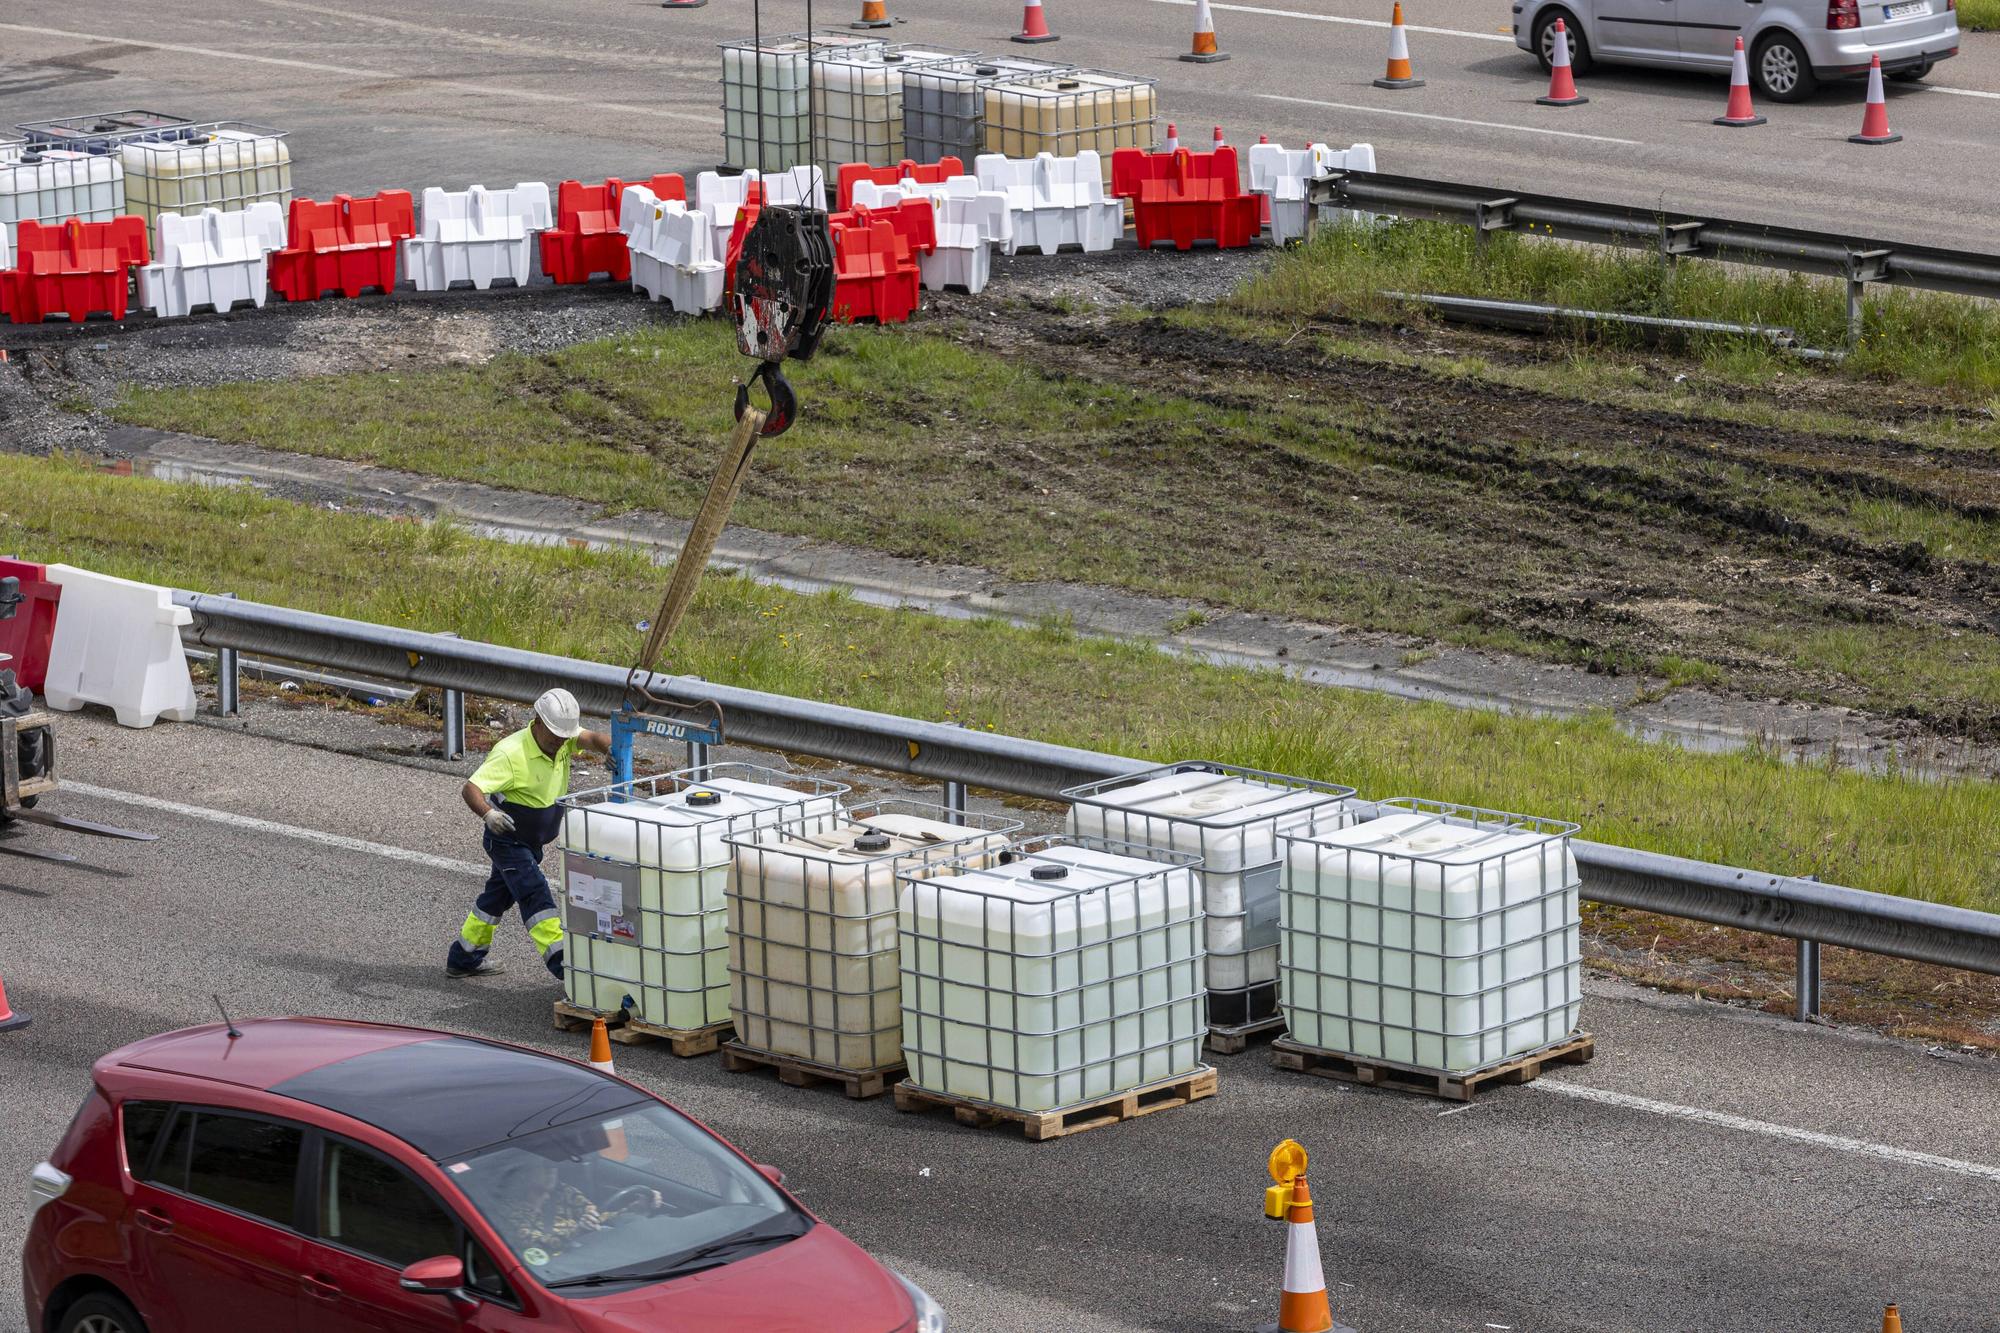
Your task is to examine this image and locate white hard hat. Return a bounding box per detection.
[533,688,582,739]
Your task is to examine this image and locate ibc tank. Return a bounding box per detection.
[0,145,125,227]
[810,45,978,169]
[1278,799,1583,1074]
[558,764,848,1033]
[982,69,1158,185]
[120,123,292,224]
[726,799,1020,1073]
[1064,763,1355,1033]
[721,31,888,173]
[901,56,1075,167]
[898,835,1207,1114]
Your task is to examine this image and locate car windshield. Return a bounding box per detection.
[445,1101,807,1289]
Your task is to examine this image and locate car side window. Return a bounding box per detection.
[121,1101,172,1180]
[152,1110,304,1227]
[318,1139,460,1270]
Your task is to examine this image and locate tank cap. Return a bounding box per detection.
[1057,79,1082,89]
[975,65,999,75]
[1030,863,1068,881]
[685,788,722,807]
[883,53,905,62]
[854,831,893,852]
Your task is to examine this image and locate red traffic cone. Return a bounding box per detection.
[1714,36,1766,126]
[1164,122,1179,151]
[1850,54,1901,145]
[1014,0,1058,43]
[0,968,30,1033]
[1212,125,1226,150]
[1374,2,1425,90]
[1182,0,1230,63]
[1537,19,1588,106]
[852,0,893,29]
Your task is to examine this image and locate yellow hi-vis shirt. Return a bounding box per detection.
[469,727,579,809]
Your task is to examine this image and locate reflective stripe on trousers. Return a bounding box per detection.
[446,829,566,979]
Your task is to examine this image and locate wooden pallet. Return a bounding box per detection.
[550,999,731,1058]
[1270,1033,1595,1103]
[1205,1014,1286,1057]
[719,1041,902,1099]
[892,1067,1219,1142]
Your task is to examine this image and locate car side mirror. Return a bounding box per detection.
[757,1163,786,1187]
[399,1255,467,1297]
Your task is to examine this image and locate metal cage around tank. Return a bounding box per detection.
[899,55,1077,167]
[809,44,981,170]
[719,30,891,174]
[979,69,1160,185]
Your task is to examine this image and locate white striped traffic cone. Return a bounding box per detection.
[1373,2,1425,89]
[1182,0,1230,62]
[1850,54,1901,145]
[1212,124,1226,150]
[589,1017,617,1074]
[852,0,893,29]
[1013,0,1058,43]
[1714,36,1765,127]
[1164,122,1179,151]
[1273,1176,1334,1332]
[1537,18,1588,106]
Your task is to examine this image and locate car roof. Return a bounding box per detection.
[104,1017,646,1161]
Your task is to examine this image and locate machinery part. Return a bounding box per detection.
[735,360,799,439]
[729,200,836,440]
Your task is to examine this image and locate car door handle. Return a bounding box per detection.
[134,1208,173,1235]
[302,1274,341,1301]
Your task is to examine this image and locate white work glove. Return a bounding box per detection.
[483,807,516,836]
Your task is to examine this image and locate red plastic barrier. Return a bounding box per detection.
[0,558,60,693]
[835,156,967,212]
[269,192,416,302]
[1110,146,1260,252]
[0,217,149,324]
[540,174,686,285]
[826,199,937,325]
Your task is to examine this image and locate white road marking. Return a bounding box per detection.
[1145,0,1514,42]
[1919,85,2000,101]
[64,781,488,878]
[0,23,719,125]
[1260,93,1643,145]
[1535,1080,2000,1185]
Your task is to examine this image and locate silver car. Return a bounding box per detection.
[1513,0,1961,101]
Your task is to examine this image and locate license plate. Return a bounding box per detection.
[1884,1,1929,19]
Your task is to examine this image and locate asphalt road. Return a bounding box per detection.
[1,0,1997,249]
[2,703,1995,1332]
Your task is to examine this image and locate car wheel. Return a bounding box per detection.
[1534,10,1594,75]
[1752,33,1818,103]
[1888,61,1931,83]
[57,1293,149,1333]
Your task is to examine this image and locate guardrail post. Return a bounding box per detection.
[938,721,967,824]
[1473,196,1517,261]
[687,739,710,771]
[1844,249,1890,347]
[438,632,465,761]
[1795,938,1823,1021]
[216,592,240,717]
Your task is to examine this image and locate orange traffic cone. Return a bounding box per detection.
[1537,19,1588,106]
[1014,0,1058,43]
[589,1017,616,1074]
[1850,54,1901,145]
[852,0,893,30]
[1182,0,1230,63]
[1273,1177,1334,1332]
[1714,36,1765,126]
[1882,1305,1903,1333]
[0,968,29,1033]
[1373,3,1425,90]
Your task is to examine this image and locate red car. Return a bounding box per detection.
[23,1018,944,1333]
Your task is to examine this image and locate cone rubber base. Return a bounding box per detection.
[1849,131,1902,144]
[659,0,707,7]
[1373,76,1425,89]
[1715,114,1766,126]
[0,1012,30,1033]
[1254,1322,1356,1333]
[1012,32,1059,43]
[1181,51,1231,62]
[1537,93,1588,106]
[852,18,893,28]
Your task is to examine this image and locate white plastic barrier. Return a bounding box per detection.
[692,166,827,232]
[0,219,9,273]
[620,185,725,313]
[849,179,1010,294]
[41,566,197,729]
[1248,142,1378,246]
[136,203,287,318]
[402,182,551,292]
[973,151,1123,257]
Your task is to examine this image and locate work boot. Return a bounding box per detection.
[446,958,505,979]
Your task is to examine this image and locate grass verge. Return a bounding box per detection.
[1960,0,2000,30]
[5,451,1995,912]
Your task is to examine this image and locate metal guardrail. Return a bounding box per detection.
[175,592,2000,999]
[1304,169,2000,341]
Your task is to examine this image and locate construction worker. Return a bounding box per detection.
[449,688,610,981]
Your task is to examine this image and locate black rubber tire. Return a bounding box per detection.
[1751,32,1819,103]
[1888,62,1931,83]
[56,1292,150,1333]
[1533,10,1594,75]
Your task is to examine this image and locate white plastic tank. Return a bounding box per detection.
[898,836,1207,1114]
[0,144,125,227]
[558,764,848,1032]
[120,124,292,224]
[721,31,888,173]
[1278,800,1583,1074]
[811,45,977,169]
[901,56,1075,166]
[1064,763,1354,1032]
[982,69,1158,185]
[726,800,1020,1073]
